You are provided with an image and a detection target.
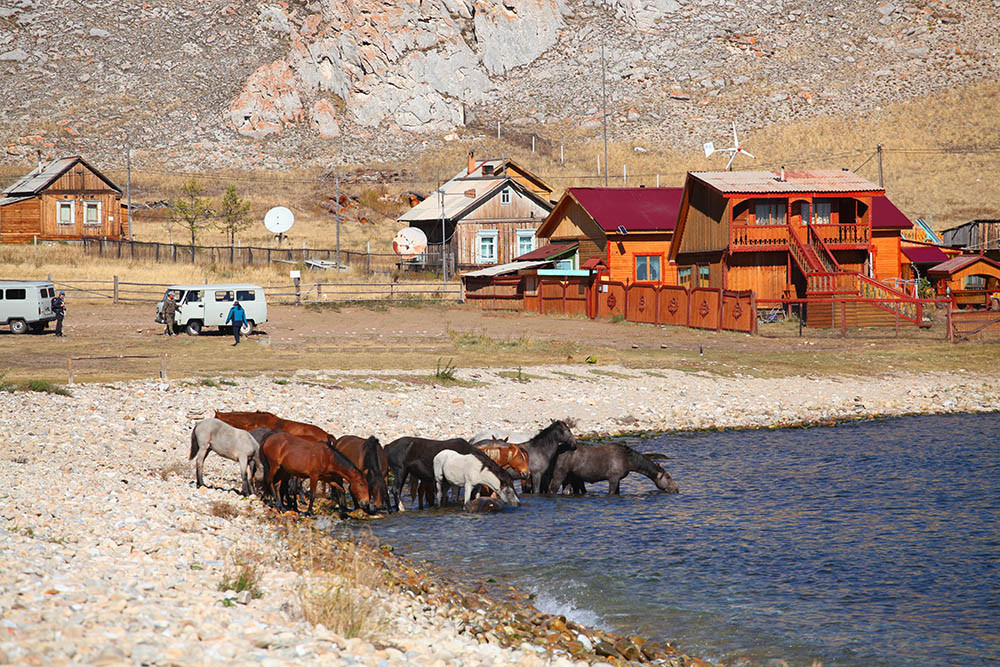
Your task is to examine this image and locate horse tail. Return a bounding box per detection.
[189,425,199,460]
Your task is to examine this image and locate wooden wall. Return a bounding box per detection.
[676,181,728,254]
[457,220,539,266]
[870,230,901,281]
[0,199,41,243]
[39,192,124,239]
[726,251,788,299]
[464,185,548,223]
[539,199,607,267]
[605,233,675,284]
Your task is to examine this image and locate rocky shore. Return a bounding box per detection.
[2,365,999,665]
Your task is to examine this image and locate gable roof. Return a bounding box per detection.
[927,254,1000,277]
[871,195,913,229]
[514,241,578,261]
[901,245,950,265]
[567,187,684,233]
[689,169,882,195]
[2,156,122,196]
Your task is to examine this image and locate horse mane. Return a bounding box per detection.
[328,444,362,476]
[360,437,382,473]
[621,444,661,477]
[470,448,510,482]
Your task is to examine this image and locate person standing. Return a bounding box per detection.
[51,290,66,337]
[162,293,178,336]
[225,300,246,346]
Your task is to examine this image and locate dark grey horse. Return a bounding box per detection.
[549,443,679,495]
[512,420,578,494]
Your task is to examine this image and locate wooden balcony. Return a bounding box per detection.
[731,223,870,251]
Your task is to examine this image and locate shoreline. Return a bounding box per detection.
[2,365,999,665]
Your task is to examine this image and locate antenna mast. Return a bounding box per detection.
[601,41,609,187]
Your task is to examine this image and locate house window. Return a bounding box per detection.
[57,201,74,225]
[754,200,786,225]
[516,230,535,257]
[84,201,101,226]
[635,255,662,282]
[698,265,710,287]
[476,230,498,263]
[815,200,832,225]
[500,188,511,205]
[679,267,692,286]
[799,201,811,225]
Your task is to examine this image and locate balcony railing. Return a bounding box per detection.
[809,223,869,247]
[731,223,869,251]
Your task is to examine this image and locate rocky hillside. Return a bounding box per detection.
[1,0,998,171]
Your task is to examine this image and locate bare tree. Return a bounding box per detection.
[169,178,212,253]
[218,184,252,248]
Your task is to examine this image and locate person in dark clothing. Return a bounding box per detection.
[51,291,66,337]
[162,293,178,336]
[225,300,247,346]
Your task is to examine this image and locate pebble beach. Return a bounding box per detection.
[2,365,999,666]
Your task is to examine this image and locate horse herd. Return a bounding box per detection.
[188,410,680,516]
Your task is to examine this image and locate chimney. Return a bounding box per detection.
[780,165,786,182]
[36,150,42,171]
[467,150,475,176]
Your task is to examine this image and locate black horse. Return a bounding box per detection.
[387,436,517,510]
[549,443,679,495]
[516,420,578,494]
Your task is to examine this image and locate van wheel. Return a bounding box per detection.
[240,320,254,336]
[9,319,28,335]
[186,320,203,336]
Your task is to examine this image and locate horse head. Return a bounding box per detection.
[552,420,578,451]
[654,467,680,494]
[496,477,520,506]
[362,436,391,513]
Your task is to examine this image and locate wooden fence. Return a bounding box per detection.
[950,308,1000,342]
[81,237,455,275]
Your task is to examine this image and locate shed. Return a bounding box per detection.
[928,254,1000,307]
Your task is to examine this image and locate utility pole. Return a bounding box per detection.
[601,41,609,187]
[439,174,447,288]
[126,140,132,240]
[335,171,340,267]
[877,143,884,188]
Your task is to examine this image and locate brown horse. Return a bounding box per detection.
[333,435,391,513]
[259,431,371,515]
[475,440,530,479]
[215,410,335,445]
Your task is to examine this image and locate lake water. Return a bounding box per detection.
[365,413,1000,665]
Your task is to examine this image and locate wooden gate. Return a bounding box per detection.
[951,310,1000,342]
[595,281,627,319]
[657,286,689,327]
[721,290,757,334]
[689,288,722,331]
[626,285,659,324]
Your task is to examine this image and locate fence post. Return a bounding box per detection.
[841,300,847,338]
[316,282,322,301]
[947,302,953,342]
[113,275,119,304]
[716,290,722,332]
[130,240,135,260]
[895,306,899,337]
[160,353,167,380]
[750,291,758,335]
[294,276,301,305]
[67,357,74,385]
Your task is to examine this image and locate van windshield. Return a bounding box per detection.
[184,291,202,303]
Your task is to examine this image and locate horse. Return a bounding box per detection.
[474,440,531,479]
[384,436,468,509]
[517,420,578,494]
[548,443,680,495]
[258,431,371,515]
[214,410,335,446]
[469,429,533,445]
[433,450,520,506]
[333,435,391,513]
[188,418,261,496]
[390,437,515,510]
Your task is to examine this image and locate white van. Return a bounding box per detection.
[0,281,57,334]
[155,284,267,336]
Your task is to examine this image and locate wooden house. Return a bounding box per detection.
[533,187,684,284]
[668,170,912,300]
[397,153,553,272]
[928,254,1000,309]
[0,156,128,244]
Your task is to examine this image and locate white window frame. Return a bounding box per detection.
[516,230,535,257]
[57,200,75,226]
[83,200,101,226]
[476,230,498,264]
[500,188,511,206]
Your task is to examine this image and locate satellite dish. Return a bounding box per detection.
[392,227,428,259]
[264,206,294,235]
[704,121,756,171]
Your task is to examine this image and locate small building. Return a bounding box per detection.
[397,153,554,272]
[533,187,684,284]
[668,169,911,299]
[0,156,128,244]
[939,219,1000,253]
[928,254,1000,309]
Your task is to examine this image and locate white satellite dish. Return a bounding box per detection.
[392,227,428,260]
[704,121,756,171]
[264,206,294,235]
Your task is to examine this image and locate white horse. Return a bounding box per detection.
[189,418,261,496]
[432,450,520,507]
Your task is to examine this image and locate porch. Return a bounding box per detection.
[731,223,870,252]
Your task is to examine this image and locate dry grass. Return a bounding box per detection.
[218,548,265,599]
[158,461,189,481]
[283,523,387,639]
[208,500,241,520]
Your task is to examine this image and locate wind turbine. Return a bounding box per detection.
[704,121,756,171]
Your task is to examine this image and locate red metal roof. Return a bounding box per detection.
[582,257,608,270]
[871,196,913,229]
[901,245,949,265]
[568,187,683,232]
[514,242,578,261]
[927,254,1000,276]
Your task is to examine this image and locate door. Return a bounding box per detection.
[179,289,205,324]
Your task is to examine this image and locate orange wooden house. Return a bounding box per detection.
[533,187,684,284]
[0,156,128,244]
[668,170,912,301]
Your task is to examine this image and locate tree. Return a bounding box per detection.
[169,178,212,250]
[218,184,253,247]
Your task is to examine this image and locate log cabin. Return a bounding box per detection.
[0,156,128,244]
[533,187,684,284]
[668,169,912,301]
[927,254,1000,309]
[397,152,553,272]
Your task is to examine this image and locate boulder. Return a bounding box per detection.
[229,61,304,138]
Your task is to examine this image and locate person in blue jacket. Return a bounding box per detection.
[225,300,247,346]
